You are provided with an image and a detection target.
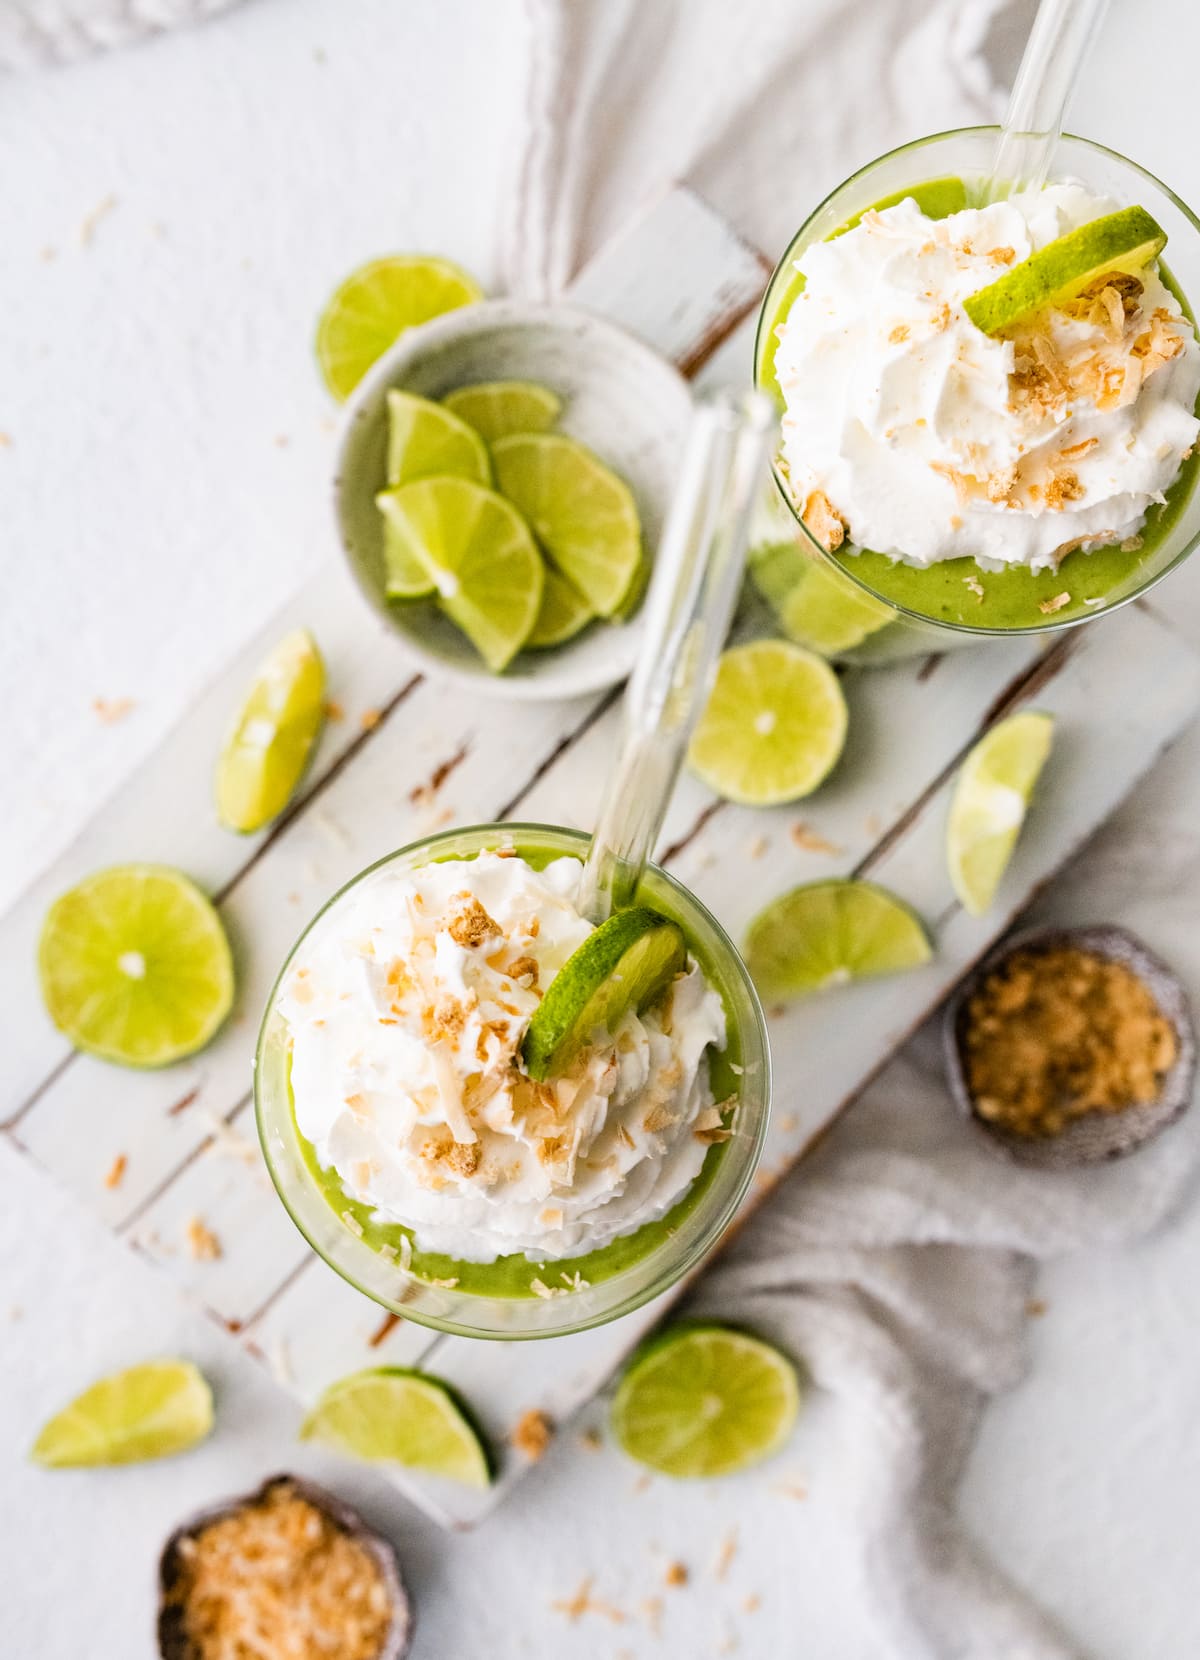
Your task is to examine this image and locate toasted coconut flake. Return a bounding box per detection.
[1120,533,1144,552]
[963,573,985,600]
[359,706,382,732]
[790,821,842,855]
[340,1210,365,1238]
[713,1528,739,1581]
[185,1215,222,1260]
[1038,592,1072,615]
[664,1562,689,1588]
[530,1277,568,1300]
[888,323,910,344]
[551,1577,626,1625]
[92,696,135,725]
[103,1152,127,1189]
[511,1408,554,1461]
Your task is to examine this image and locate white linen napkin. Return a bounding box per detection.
[504,5,1200,1656]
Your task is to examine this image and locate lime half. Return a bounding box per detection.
[744,878,932,1002]
[492,433,641,617]
[443,380,562,442]
[612,1325,801,1479]
[215,629,326,833]
[300,1368,491,1488]
[687,640,848,806]
[378,477,544,671]
[527,564,595,649]
[964,206,1166,336]
[32,1359,213,1467]
[385,390,492,489]
[523,907,686,1081]
[38,865,235,1067]
[315,255,482,400]
[947,711,1054,916]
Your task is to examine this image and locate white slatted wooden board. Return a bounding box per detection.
[3,188,1198,1532]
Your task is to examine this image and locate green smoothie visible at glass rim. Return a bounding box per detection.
[255,823,770,1341]
[753,130,1200,651]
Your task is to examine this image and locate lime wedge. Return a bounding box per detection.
[38,865,235,1067]
[492,433,641,617]
[687,640,848,806]
[947,711,1054,916]
[964,206,1166,336]
[32,1359,213,1467]
[750,538,895,656]
[611,1325,800,1479]
[215,629,326,833]
[385,390,492,488]
[315,256,482,401]
[744,878,932,1002]
[443,380,562,442]
[612,552,650,623]
[376,477,544,671]
[527,564,595,649]
[300,1368,491,1488]
[523,907,686,1082]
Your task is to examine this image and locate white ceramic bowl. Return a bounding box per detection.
[333,299,694,700]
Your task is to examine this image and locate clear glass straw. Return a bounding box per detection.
[978,0,1110,204]
[576,390,774,924]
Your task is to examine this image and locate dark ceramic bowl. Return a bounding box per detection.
[943,924,1196,1169]
[158,1474,412,1660]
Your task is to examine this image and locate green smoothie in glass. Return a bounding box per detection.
[753,131,1200,654]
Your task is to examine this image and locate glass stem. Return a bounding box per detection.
[577,392,773,924]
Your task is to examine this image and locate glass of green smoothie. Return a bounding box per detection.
[255,395,774,1339]
[753,127,1200,662]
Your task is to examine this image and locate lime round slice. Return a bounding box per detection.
[947,711,1054,916]
[377,477,544,671]
[315,255,483,401]
[687,640,848,806]
[492,433,641,617]
[38,865,235,1067]
[443,380,562,442]
[750,540,895,656]
[527,564,595,649]
[215,629,326,833]
[744,878,932,1002]
[964,206,1167,336]
[300,1368,491,1488]
[523,907,686,1082]
[611,1325,800,1479]
[32,1359,213,1467]
[385,389,492,489]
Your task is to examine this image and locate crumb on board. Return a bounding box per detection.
[779,1112,798,1134]
[578,1425,603,1452]
[743,1593,762,1613]
[748,835,768,860]
[184,1215,222,1261]
[360,707,383,732]
[664,1561,689,1588]
[640,1596,663,1636]
[324,699,345,722]
[713,1527,739,1580]
[273,434,290,448]
[790,821,841,855]
[1026,1298,1048,1318]
[92,696,134,725]
[511,1408,554,1461]
[0,431,12,447]
[102,1153,127,1190]
[551,1578,626,1624]
[78,193,117,247]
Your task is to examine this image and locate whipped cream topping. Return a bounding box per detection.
[278,851,728,1264]
[775,183,1200,571]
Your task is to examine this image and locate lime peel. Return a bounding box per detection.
[300,1367,491,1488]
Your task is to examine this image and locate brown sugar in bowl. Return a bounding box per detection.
[158,1474,412,1660]
[943,924,1196,1169]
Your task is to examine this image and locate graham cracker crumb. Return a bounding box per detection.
[448,898,502,948]
[511,1408,554,1461]
[664,1561,689,1588]
[802,489,848,553]
[184,1215,222,1261]
[103,1153,128,1189]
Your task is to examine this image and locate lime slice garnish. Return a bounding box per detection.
[38,865,235,1067]
[687,640,848,806]
[31,1359,213,1467]
[947,711,1054,916]
[523,907,686,1082]
[963,206,1167,337]
[300,1368,491,1488]
[744,878,932,1002]
[315,255,483,401]
[527,564,595,649]
[750,539,895,656]
[376,476,544,671]
[611,553,650,623]
[215,629,326,833]
[443,380,562,442]
[385,389,492,488]
[492,433,642,617]
[611,1325,801,1479]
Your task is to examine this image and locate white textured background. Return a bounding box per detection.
[3,2,1200,1656]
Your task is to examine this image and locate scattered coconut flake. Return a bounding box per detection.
[202,1112,261,1164]
[324,699,345,722]
[639,1596,663,1637]
[963,573,985,600]
[790,821,841,855]
[378,1242,398,1263]
[185,1215,222,1261]
[664,1561,689,1589]
[529,1277,568,1299]
[91,696,134,725]
[425,1275,459,1289]
[712,1528,739,1580]
[102,1152,127,1189]
[747,835,768,860]
[1038,592,1071,615]
[312,808,352,850]
[551,1578,626,1624]
[397,1235,413,1272]
[511,1408,554,1460]
[340,1210,365,1237]
[267,1337,293,1386]
[0,432,13,447]
[743,1593,762,1613]
[360,707,383,732]
[79,193,117,246]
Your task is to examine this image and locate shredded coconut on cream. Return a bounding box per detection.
[775,183,1200,572]
[279,852,727,1263]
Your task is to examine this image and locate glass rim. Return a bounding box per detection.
[754,124,1200,637]
[253,821,772,1341]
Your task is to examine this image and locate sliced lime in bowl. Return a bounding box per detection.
[315,255,482,400]
[384,389,492,488]
[443,379,562,441]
